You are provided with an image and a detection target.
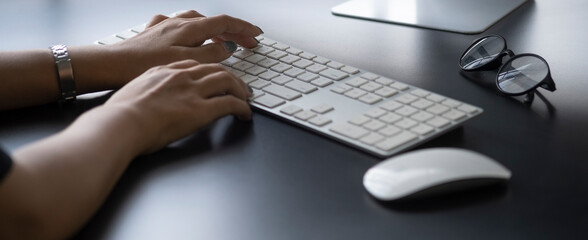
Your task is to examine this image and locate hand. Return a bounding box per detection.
[107,10,263,86]
[104,59,253,153]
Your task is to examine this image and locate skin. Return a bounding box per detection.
[0,10,262,240]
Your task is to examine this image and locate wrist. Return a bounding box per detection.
[67,104,151,159]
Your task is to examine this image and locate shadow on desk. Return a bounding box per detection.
[369,183,510,213]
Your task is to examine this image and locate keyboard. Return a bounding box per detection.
[96,13,483,158]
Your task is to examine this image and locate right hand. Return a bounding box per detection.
[104,59,252,153]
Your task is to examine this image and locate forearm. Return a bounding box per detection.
[0,45,128,111]
[0,104,147,239]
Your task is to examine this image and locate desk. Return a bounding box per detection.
[1,0,587,239]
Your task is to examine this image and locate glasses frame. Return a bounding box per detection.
[459,35,556,103]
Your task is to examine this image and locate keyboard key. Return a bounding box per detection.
[240,74,258,84]
[395,94,419,104]
[254,94,285,108]
[320,68,349,81]
[363,119,386,131]
[395,118,418,129]
[374,87,398,98]
[346,77,368,87]
[258,58,280,68]
[411,111,434,122]
[311,104,334,114]
[411,99,434,110]
[344,89,368,99]
[286,80,318,94]
[309,116,332,126]
[359,94,382,104]
[306,64,328,73]
[379,112,402,124]
[284,67,306,77]
[270,63,292,73]
[253,45,275,55]
[293,59,314,69]
[246,66,267,75]
[297,72,319,82]
[300,52,316,60]
[361,73,380,81]
[327,61,345,69]
[458,104,480,114]
[341,66,359,74]
[280,105,303,115]
[349,115,371,125]
[360,133,385,145]
[395,106,419,116]
[233,49,255,59]
[295,110,317,121]
[442,99,462,108]
[376,131,418,151]
[280,54,301,64]
[426,104,450,115]
[245,54,266,63]
[365,108,387,118]
[249,80,271,89]
[313,56,330,64]
[379,100,403,111]
[442,109,467,121]
[258,70,280,80]
[375,77,394,85]
[267,50,288,60]
[311,77,333,87]
[330,84,352,94]
[271,75,293,85]
[360,82,383,92]
[427,117,451,128]
[378,125,401,137]
[233,61,255,71]
[390,82,409,91]
[330,123,370,140]
[272,43,289,50]
[263,84,302,100]
[286,47,303,55]
[411,124,435,135]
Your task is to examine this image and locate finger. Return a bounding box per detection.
[194,70,250,101]
[185,63,250,96]
[173,10,206,18]
[166,59,200,69]
[147,14,169,28]
[203,95,252,121]
[184,14,262,44]
[186,41,238,63]
[211,34,259,49]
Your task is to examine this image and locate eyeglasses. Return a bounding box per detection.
[459,35,556,103]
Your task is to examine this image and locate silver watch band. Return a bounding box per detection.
[50,44,76,102]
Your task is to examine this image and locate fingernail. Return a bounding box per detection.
[223,41,238,53]
[253,38,260,44]
[255,25,264,34]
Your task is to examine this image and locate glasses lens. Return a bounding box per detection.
[460,36,506,70]
[497,55,549,95]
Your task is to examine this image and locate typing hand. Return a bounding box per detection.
[106,10,263,87]
[104,59,253,153]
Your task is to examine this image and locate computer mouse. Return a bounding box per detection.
[363,148,511,201]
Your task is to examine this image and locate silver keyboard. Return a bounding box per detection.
[96,14,483,158]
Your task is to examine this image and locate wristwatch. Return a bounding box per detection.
[50,44,77,102]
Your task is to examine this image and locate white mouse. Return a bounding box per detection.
[363,148,511,201]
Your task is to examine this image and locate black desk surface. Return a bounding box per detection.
[1,0,587,239]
